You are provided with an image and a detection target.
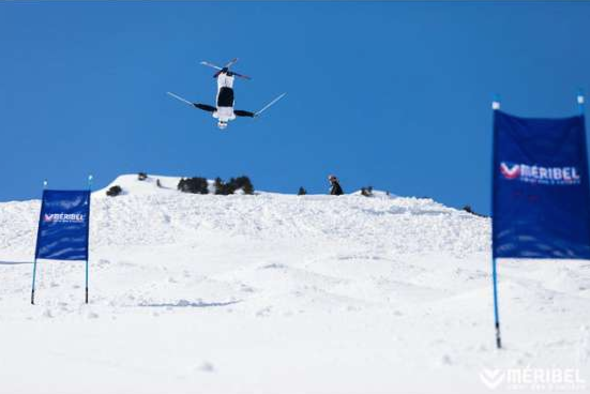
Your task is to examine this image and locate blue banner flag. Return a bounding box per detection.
[492,111,590,259]
[34,190,91,261]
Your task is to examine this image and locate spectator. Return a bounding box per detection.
[328,174,344,196]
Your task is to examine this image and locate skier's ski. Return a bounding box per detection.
[224,58,239,68]
[200,58,238,71]
[200,61,223,71]
[255,93,287,117]
[166,91,193,106]
[201,59,250,80]
[230,71,251,80]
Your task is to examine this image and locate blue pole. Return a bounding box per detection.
[31,258,38,305]
[491,97,502,349]
[85,175,92,304]
[31,180,48,305]
[492,258,502,349]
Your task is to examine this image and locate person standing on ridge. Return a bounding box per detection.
[328,175,344,196]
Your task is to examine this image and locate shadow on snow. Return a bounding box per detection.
[139,299,242,308]
[0,260,32,266]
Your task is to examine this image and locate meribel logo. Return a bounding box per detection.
[500,162,581,185]
[43,213,85,224]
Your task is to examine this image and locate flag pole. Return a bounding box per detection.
[492,257,502,349]
[491,97,502,349]
[31,179,48,305]
[85,175,93,304]
[492,95,501,111]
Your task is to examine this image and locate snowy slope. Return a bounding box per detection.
[0,174,589,394]
[94,174,184,197]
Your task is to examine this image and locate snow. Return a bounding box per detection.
[94,174,184,197]
[1,174,589,393]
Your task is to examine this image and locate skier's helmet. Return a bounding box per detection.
[328,174,337,182]
[217,120,228,130]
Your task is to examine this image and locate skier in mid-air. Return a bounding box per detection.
[167,58,285,130]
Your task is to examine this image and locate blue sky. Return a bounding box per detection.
[1,1,589,214]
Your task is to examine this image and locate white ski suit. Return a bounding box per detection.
[213,73,236,122]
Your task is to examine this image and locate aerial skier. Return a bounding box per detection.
[167,58,286,130]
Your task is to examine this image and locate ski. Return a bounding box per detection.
[201,59,250,80]
[231,71,251,80]
[255,93,287,117]
[166,91,193,106]
[224,58,239,68]
[199,61,223,71]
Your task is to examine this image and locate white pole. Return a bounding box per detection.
[492,94,501,111]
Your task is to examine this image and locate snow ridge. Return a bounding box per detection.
[0,174,588,394]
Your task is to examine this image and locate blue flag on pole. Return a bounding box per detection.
[492,111,590,259]
[34,190,91,261]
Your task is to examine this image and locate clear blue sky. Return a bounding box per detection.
[1,1,589,214]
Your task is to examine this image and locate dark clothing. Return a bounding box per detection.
[217,87,234,107]
[194,103,216,112]
[234,110,255,118]
[330,181,344,196]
